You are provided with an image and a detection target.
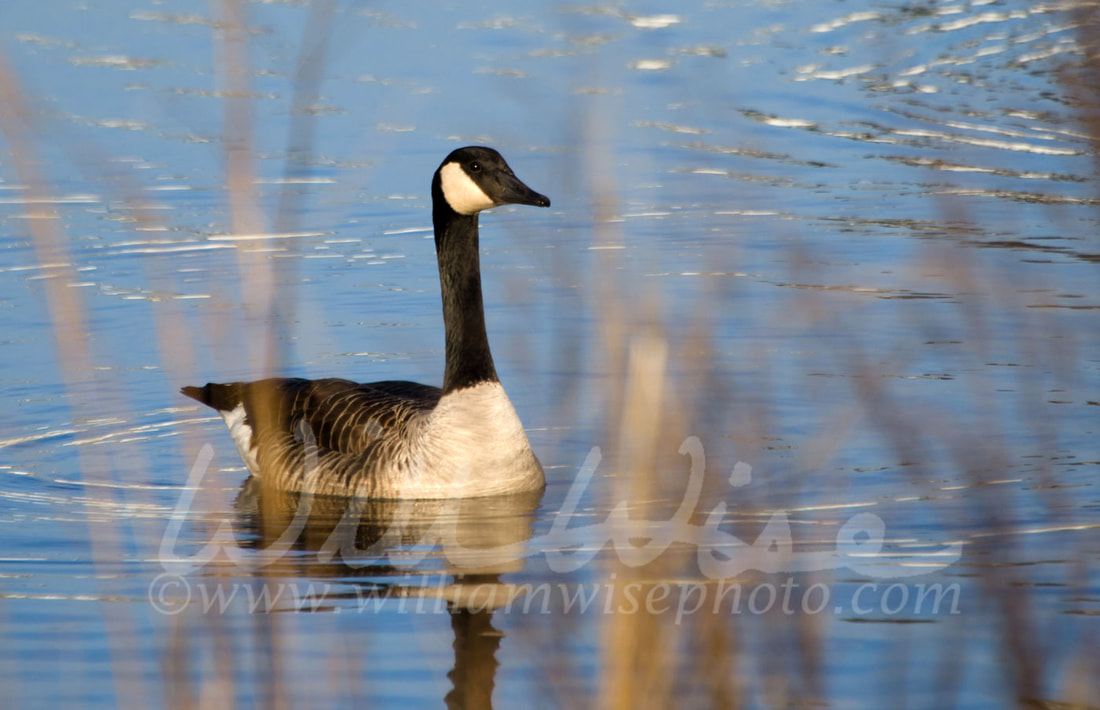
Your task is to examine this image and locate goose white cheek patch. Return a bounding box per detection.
[439,162,496,215]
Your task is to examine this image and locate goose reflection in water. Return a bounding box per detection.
[232,479,543,709]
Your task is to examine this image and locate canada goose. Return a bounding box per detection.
[182,146,550,499]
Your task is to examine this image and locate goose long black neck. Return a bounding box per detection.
[433,199,498,394]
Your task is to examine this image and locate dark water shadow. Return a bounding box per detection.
[231,478,544,709]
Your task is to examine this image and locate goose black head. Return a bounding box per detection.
[433,146,550,217]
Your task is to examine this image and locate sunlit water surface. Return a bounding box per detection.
[1,1,1097,708]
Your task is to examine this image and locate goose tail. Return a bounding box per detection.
[181,383,241,413]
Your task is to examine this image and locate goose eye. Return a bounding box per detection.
[469,161,481,172]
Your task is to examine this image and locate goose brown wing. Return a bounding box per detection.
[297,379,441,455]
[183,377,441,455]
